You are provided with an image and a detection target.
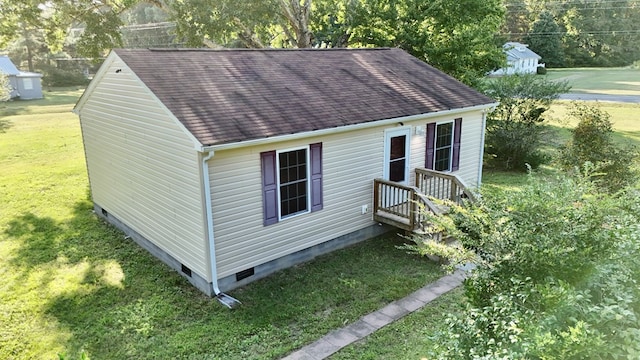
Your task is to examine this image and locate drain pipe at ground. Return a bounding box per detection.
[202,150,241,309]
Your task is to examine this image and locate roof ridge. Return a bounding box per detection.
[136,47,395,52]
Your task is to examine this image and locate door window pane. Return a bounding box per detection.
[389,135,406,182]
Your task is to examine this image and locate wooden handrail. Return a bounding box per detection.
[373,178,443,231]
[414,168,477,204]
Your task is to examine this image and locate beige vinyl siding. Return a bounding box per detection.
[79,55,209,280]
[210,110,486,278]
[408,110,484,188]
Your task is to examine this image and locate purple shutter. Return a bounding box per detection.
[261,151,278,226]
[425,122,436,169]
[451,118,462,171]
[310,142,323,212]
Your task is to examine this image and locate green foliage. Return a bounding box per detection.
[169,0,506,84]
[0,73,10,102]
[558,103,638,191]
[481,74,570,171]
[535,66,546,75]
[41,66,90,87]
[525,10,564,68]
[415,171,640,358]
[349,0,505,86]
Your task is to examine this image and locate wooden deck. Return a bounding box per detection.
[373,168,476,232]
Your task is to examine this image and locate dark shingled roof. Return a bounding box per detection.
[114,48,495,146]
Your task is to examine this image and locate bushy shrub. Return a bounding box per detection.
[41,67,90,87]
[480,74,570,171]
[558,103,638,192]
[0,73,10,102]
[536,66,547,75]
[411,172,640,358]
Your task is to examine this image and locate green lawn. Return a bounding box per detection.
[545,67,640,95]
[0,90,444,360]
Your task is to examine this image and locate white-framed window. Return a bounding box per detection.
[22,78,33,90]
[434,121,454,171]
[276,146,310,219]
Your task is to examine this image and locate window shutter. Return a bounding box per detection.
[310,142,323,212]
[261,151,278,226]
[425,123,436,169]
[451,118,462,171]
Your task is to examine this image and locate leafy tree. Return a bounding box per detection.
[559,0,640,67]
[558,103,638,192]
[525,10,564,67]
[348,0,505,85]
[480,74,570,170]
[168,0,505,84]
[1,0,150,59]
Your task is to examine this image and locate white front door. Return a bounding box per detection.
[382,127,411,207]
[383,127,411,184]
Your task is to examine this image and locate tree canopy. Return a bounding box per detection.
[0,0,506,85]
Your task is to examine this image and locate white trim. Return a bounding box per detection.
[383,126,412,184]
[477,110,488,187]
[205,103,499,152]
[433,120,455,172]
[276,145,311,221]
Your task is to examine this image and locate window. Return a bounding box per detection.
[22,78,33,90]
[261,143,322,226]
[434,122,453,171]
[425,118,462,172]
[278,148,309,217]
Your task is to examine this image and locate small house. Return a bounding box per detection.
[492,42,543,75]
[0,55,43,100]
[73,48,497,303]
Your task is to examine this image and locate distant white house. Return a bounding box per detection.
[492,42,543,75]
[0,55,44,100]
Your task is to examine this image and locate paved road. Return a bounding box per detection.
[559,93,640,103]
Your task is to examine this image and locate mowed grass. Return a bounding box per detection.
[0,91,444,359]
[545,67,640,95]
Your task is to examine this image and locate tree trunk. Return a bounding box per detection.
[280,0,312,48]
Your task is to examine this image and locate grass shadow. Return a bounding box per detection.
[0,118,13,132]
[4,199,444,359]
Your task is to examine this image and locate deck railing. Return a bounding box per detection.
[414,168,477,205]
[373,169,477,232]
[373,179,442,231]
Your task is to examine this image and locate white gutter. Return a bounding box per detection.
[203,103,500,152]
[201,150,241,308]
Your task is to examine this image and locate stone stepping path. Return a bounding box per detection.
[281,269,467,360]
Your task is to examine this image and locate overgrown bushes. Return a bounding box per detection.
[480,74,570,171]
[406,171,640,358]
[557,103,638,192]
[41,67,90,88]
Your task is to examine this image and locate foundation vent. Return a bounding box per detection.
[181,264,192,277]
[236,267,255,281]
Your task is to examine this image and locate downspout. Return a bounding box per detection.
[477,109,489,187]
[202,150,241,309]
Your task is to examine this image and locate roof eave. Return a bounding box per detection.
[203,102,499,153]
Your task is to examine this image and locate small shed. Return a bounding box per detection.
[0,55,44,100]
[74,48,497,300]
[492,42,543,75]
